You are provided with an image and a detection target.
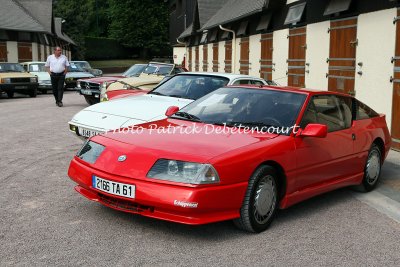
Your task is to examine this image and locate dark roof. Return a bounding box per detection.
[197,0,230,28]
[201,0,269,30]
[0,0,47,32]
[17,0,53,33]
[54,17,76,45]
[178,23,194,39]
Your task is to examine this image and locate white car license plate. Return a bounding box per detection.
[78,127,100,138]
[81,89,92,95]
[93,176,135,199]
[15,86,28,89]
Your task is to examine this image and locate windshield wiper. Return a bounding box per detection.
[148,91,166,96]
[172,111,201,122]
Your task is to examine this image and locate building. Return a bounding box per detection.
[170,0,400,151]
[0,0,75,63]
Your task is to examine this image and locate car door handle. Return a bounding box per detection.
[352,133,356,140]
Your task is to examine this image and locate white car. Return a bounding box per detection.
[21,61,52,94]
[69,72,267,139]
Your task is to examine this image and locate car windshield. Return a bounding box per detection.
[176,87,307,134]
[149,75,229,100]
[0,63,25,72]
[29,63,46,72]
[142,64,173,75]
[73,61,91,69]
[123,64,146,77]
[68,63,85,72]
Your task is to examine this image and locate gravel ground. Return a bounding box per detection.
[1,92,399,266]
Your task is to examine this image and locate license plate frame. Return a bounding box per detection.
[80,89,92,95]
[14,85,28,89]
[92,175,135,199]
[78,127,100,138]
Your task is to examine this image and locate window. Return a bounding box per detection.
[200,32,208,44]
[208,30,218,42]
[301,95,349,132]
[236,21,248,37]
[284,2,306,25]
[18,32,31,41]
[232,79,252,85]
[355,100,379,120]
[324,0,352,16]
[252,80,265,86]
[337,96,352,128]
[256,14,272,32]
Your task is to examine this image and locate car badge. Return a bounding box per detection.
[118,155,127,162]
[102,115,107,119]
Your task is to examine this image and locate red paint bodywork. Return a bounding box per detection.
[107,90,147,100]
[68,86,391,225]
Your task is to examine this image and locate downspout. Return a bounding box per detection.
[219,25,236,73]
[176,38,188,68]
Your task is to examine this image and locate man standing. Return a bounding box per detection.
[45,47,69,107]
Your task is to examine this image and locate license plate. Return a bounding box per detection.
[80,89,92,95]
[93,176,135,199]
[15,86,28,89]
[78,127,100,138]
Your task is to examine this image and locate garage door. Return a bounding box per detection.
[391,9,400,151]
[287,27,306,88]
[0,42,7,62]
[224,40,232,73]
[203,44,208,71]
[239,37,249,75]
[260,33,273,81]
[327,17,357,95]
[212,43,219,72]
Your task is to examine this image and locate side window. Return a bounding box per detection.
[22,65,28,71]
[355,100,379,120]
[232,79,252,85]
[301,95,349,132]
[251,80,265,86]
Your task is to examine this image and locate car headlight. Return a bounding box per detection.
[76,140,105,164]
[77,81,81,88]
[1,78,11,83]
[100,93,108,102]
[66,77,73,82]
[147,159,220,184]
[30,77,37,83]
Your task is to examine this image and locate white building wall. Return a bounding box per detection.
[41,45,45,61]
[272,29,289,86]
[355,8,396,128]
[219,41,225,73]
[305,21,330,90]
[173,46,186,66]
[234,38,240,73]
[32,42,38,61]
[199,44,204,71]
[249,34,261,78]
[6,41,18,62]
[207,43,213,72]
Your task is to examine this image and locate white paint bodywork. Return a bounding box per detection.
[355,8,396,129]
[69,73,267,138]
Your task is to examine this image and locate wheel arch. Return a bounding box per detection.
[372,137,385,161]
[257,160,287,201]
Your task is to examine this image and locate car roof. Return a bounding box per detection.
[176,72,264,80]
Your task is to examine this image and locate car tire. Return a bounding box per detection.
[7,91,14,98]
[84,95,97,105]
[28,88,37,98]
[353,143,382,192]
[40,89,47,94]
[233,165,278,233]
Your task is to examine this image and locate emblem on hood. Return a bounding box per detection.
[102,115,107,119]
[117,155,127,162]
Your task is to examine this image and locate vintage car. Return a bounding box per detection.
[71,61,103,77]
[77,64,147,105]
[68,85,391,232]
[101,62,187,101]
[68,72,267,139]
[0,62,38,98]
[64,63,94,90]
[21,61,52,94]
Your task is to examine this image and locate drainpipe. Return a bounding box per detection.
[219,25,236,73]
[176,38,188,69]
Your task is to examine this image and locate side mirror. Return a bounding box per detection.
[165,106,179,117]
[297,124,327,138]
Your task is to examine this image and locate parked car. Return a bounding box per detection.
[68,72,267,139]
[101,62,187,101]
[21,61,52,94]
[71,61,103,77]
[0,62,38,98]
[64,63,94,90]
[68,85,391,232]
[77,64,147,105]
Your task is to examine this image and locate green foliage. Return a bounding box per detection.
[85,37,138,60]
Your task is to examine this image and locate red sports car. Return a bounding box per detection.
[68,85,391,232]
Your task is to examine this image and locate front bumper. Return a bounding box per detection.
[0,83,38,91]
[38,83,52,89]
[77,88,100,98]
[68,158,246,225]
[68,122,106,140]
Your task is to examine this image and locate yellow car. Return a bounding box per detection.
[0,63,38,98]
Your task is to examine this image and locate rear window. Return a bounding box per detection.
[354,100,379,120]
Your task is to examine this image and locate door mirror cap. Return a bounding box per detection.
[165,106,180,117]
[297,123,327,138]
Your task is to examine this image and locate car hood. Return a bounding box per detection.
[107,74,163,91]
[0,72,35,78]
[79,76,123,83]
[71,94,193,130]
[90,119,279,177]
[30,71,50,81]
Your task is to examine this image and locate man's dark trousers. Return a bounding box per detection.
[51,72,65,103]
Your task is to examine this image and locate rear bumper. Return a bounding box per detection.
[68,158,247,225]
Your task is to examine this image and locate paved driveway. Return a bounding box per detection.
[0,92,399,266]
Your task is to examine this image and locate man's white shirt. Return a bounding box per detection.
[45,54,70,73]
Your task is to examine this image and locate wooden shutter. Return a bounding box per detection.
[195,46,199,71]
[287,27,306,88]
[212,43,219,72]
[260,33,273,80]
[239,37,249,75]
[0,42,7,62]
[188,47,192,71]
[391,9,400,151]
[202,45,208,71]
[18,42,32,62]
[224,40,232,73]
